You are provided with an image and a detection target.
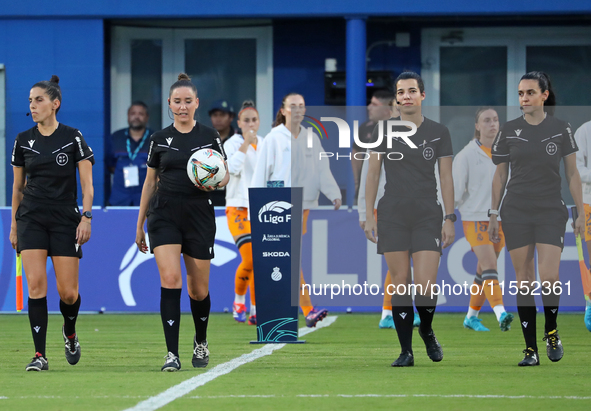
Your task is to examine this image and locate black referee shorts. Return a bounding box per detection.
[500,193,568,251]
[376,197,443,254]
[16,198,83,258]
[147,193,216,260]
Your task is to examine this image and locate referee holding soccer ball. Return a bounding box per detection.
[135,73,229,372]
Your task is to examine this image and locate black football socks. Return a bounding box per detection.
[60,294,81,338]
[191,293,211,342]
[161,287,182,356]
[415,294,438,335]
[392,292,414,354]
[542,286,560,333]
[28,297,48,357]
[516,290,537,350]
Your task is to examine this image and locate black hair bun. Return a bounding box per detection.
[241,100,255,110]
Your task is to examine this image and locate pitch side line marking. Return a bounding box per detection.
[3,393,591,401]
[123,316,338,411]
[189,394,591,400]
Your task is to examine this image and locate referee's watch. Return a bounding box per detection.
[82,211,93,219]
[488,209,499,217]
[444,213,457,222]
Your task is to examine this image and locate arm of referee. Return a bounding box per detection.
[10,167,26,250]
[77,160,94,245]
[136,168,158,253]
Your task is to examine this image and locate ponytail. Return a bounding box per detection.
[274,108,286,127]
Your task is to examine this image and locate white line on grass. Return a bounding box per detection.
[124,316,338,411]
[188,394,591,400]
[0,396,150,400]
[4,393,590,401]
[335,394,591,400]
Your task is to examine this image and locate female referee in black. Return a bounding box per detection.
[11,75,94,371]
[489,71,584,366]
[136,73,229,372]
[364,72,455,367]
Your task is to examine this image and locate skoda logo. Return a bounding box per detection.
[423,146,434,160]
[56,153,69,166]
[546,142,557,156]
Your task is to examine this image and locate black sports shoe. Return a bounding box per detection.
[161,352,181,372]
[391,351,414,367]
[518,347,540,366]
[192,336,210,368]
[25,353,48,371]
[62,326,81,365]
[543,329,564,362]
[418,328,443,362]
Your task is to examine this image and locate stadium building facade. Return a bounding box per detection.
[1,1,591,205]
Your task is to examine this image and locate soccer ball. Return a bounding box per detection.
[187,149,227,188]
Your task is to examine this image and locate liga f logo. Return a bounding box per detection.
[258,201,293,223]
[306,117,419,150]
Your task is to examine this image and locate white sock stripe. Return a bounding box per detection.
[124,316,338,411]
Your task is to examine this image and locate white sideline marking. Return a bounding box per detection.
[0,396,149,399]
[124,316,338,411]
[189,394,591,400]
[3,393,590,401]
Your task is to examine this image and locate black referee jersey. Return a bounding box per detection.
[492,115,577,198]
[371,116,453,200]
[147,122,227,196]
[11,124,95,203]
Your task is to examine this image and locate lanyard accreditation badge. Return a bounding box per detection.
[123,129,149,188]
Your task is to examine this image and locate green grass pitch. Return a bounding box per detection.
[0,312,590,410]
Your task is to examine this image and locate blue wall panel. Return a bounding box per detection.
[0,19,105,206]
[272,19,348,201]
[1,0,591,18]
[273,19,346,110]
